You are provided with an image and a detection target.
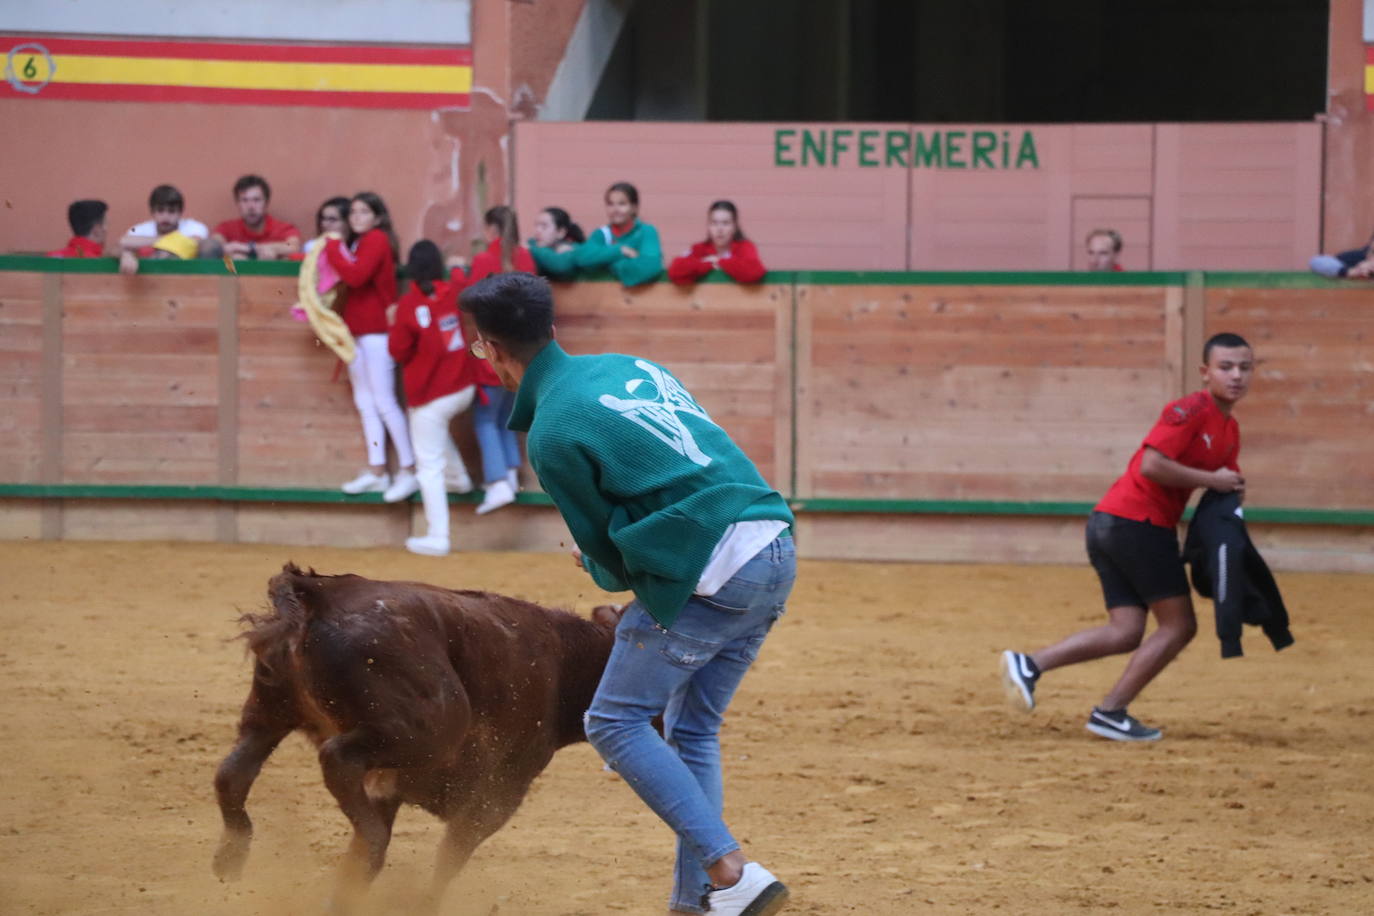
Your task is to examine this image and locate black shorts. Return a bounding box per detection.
[1084,511,1189,610]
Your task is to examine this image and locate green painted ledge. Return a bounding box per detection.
[4,256,1366,289]
[2,484,1369,525]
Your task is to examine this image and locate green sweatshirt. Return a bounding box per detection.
[529,242,580,281]
[572,220,664,286]
[509,342,793,627]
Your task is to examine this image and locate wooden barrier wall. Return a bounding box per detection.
[2,260,1371,571]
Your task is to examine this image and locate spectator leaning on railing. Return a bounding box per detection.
[573,181,663,287]
[1309,227,1374,279]
[211,174,302,262]
[48,199,108,258]
[118,184,208,274]
[668,200,766,285]
[528,206,584,281]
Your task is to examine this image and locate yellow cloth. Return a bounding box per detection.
[151,231,198,260]
[297,238,355,364]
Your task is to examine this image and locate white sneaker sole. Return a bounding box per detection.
[740,883,789,916]
[1085,722,1162,742]
[1000,650,1035,712]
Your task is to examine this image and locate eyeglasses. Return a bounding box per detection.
[470,337,492,360]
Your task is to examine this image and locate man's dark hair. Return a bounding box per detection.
[459,273,554,360]
[148,184,184,211]
[67,199,108,237]
[233,174,270,201]
[1203,332,1251,363]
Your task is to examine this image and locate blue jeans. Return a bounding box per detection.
[584,536,796,913]
[473,385,520,484]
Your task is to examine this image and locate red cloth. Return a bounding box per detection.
[388,279,482,407]
[47,237,103,258]
[1096,390,1241,529]
[213,214,301,244]
[325,230,395,336]
[467,240,536,284]
[668,239,767,285]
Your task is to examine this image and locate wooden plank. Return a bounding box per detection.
[41,274,62,538]
[218,275,240,542]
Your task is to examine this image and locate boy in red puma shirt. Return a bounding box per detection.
[1001,333,1254,742]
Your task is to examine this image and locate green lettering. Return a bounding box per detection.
[831,128,853,166]
[944,131,966,169]
[972,131,996,169]
[774,129,796,167]
[858,130,879,167]
[884,130,909,167]
[1016,131,1040,169]
[912,131,942,168]
[23,56,38,80]
[802,129,827,167]
[1001,131,1010,168]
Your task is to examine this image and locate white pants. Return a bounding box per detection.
[347,334,414,468]
[409,386,476,539]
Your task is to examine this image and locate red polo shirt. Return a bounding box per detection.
[213,214,301,244]
[1096,390,1241,529]
[48,237,103,258]
[388,279,485,407]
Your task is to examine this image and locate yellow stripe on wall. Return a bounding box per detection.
[50,55,472,93]
[1366,64,1374,95]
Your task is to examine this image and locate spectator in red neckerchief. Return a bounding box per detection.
[48,200,108,258]
[668,200,766,285]
[325,191,417,503]
[212,174,302,262]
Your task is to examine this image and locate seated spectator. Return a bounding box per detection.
[49,199,108,258]
[668,200,766,285]
[528,206,584,280]
[389,240,479,557]
[1085,228,1124,271]
[211,174,302,261]
[468,205,536,282]
[1309,229,1374,278]
[119,184,208,274]
[573,181,663,286]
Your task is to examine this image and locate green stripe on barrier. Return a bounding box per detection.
[792,270,1190,286]
[2,484,1368,525]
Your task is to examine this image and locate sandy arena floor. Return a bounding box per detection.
[1,540,1370,915]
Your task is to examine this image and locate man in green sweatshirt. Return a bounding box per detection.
[460,272,795,916]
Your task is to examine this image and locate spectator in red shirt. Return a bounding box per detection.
[211,174,302,261]
[668,200,767,285]
[1000,333,1254,742]
[1085,228,1124,272]
[467,205,536,283]
[389,240,480,556]
[48,199,108,258]
[325,191,417,502]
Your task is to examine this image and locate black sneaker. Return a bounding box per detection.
[1086,707,1162,742]
[1000,650,1039,711]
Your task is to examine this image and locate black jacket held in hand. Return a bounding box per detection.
[1183,489,1295,659]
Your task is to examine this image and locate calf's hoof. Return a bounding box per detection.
[211,830,250,881]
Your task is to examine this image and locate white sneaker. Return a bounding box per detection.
[341,470,390,494]
[505,468,520,491]
[405,535,450,556]
[445,472,474,494]
[475,479,516,515]
[701,863,789,916]
[383,469,420,503]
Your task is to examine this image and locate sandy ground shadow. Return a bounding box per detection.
[0,540,1370,915]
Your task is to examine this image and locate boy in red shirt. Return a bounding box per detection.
[48,200,108,258]
[1001,332,1254,741]
[211,175,301,261]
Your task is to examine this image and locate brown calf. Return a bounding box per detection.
[212,563,621,912]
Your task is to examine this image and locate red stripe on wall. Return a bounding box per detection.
[3,35,471,66]
[23,82,470,110]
